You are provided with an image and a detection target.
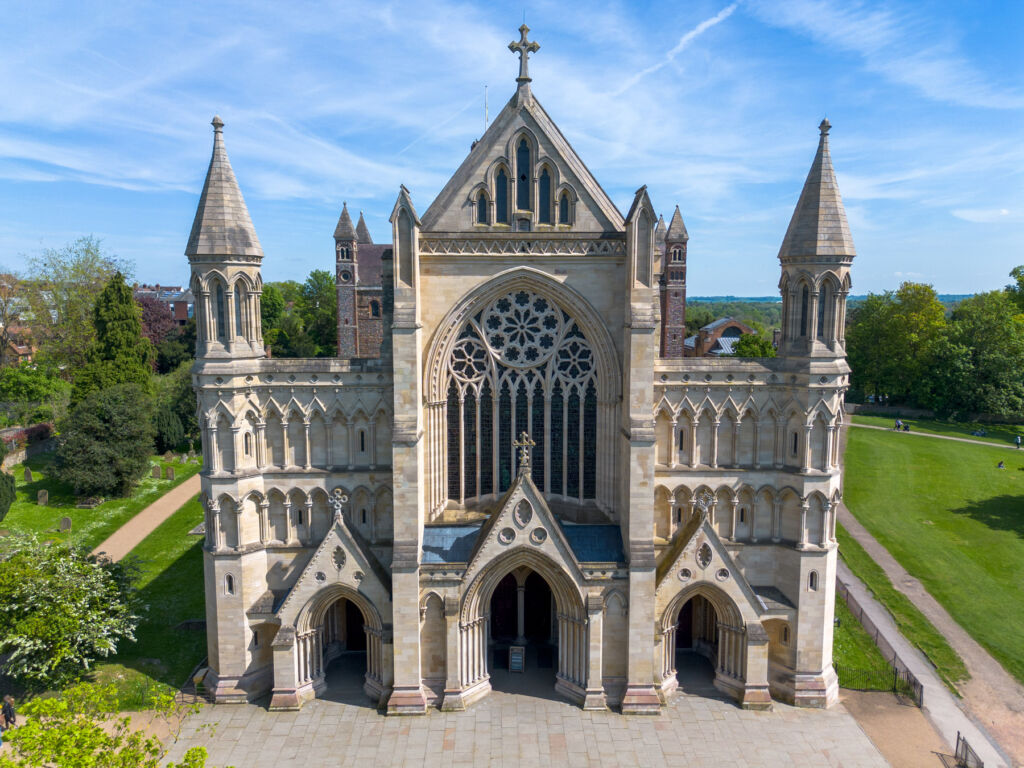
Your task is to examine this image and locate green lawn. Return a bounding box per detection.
[93,496,207,708]
[844,425,1024,686]
[832,593,890,673]
[852,413,1024,446]
[0,453,201,551]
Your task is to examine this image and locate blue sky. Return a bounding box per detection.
[0,0,1021,295]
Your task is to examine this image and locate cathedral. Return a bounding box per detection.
[189,26,853,715]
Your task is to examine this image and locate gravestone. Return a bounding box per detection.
[58,516,72,532]
[152,465,161,479]
[164,451,173,461]
[165,466,175,481]
[37,489,48,506]
[179,454,188,464]
[23,467,32,483]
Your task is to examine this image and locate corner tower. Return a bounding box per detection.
[335,202,358,358]
[660,206,688,358]
[777,119,855,359]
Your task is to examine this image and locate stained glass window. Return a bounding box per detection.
[559,193,569,224]
[516,139,531,211]
[477,191,487,224]
[496,169,509,224]
[538,168,551,224]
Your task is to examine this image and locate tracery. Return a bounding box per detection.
[445,289,597,506]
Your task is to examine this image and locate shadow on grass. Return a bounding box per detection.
[949,493,1024,539]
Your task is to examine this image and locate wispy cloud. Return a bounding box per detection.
[952,208,1018,224]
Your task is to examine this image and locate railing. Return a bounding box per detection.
[954,731,984,768]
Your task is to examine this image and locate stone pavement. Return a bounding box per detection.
[92,475,201,561]
[163,685,888,767]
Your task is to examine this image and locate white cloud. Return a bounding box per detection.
[951,208,1017,224]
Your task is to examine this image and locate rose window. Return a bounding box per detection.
[449,338,489,384]
[481,290,562,368]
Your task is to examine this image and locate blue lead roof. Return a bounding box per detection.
[421,521,624,564]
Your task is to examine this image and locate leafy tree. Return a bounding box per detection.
[24,236,133,372]
[1006,265,1024,313]
[57,383,154,498]
[0,681,213,767]
[684,305,716,336]
[156,316,196,374]
[136,294,177,347]
[0,364,70,425]
[271,311,317,358]
[72,272,154,406]
[261,283,285,329]
[0,443,13,524]
[298,269,337,355]
[153,403,185,453]
[0,535,141,688]
[272,279,303,306]
[0,271,27,369]
[731,333,776,357]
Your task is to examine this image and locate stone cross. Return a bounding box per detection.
[512,431,535,475]
[694,489,715,517]
[508,24,540,83]
[329,487,350,523]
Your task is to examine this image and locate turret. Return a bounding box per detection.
[335,202,358,358]
[660,206,688,358]
[356,211,373,244]
[777,119,855,359]
[186,116,265,360]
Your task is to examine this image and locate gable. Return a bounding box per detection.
[420,90,624,234]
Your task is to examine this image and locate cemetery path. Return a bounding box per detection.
[839,425,1024,766]
[91,475,201,562]
[850,421,1017,449]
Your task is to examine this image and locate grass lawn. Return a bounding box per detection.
[844,424,1024,685]
[852,413,1024,446]
[836,524,967,692]
[833,593,891,673]
[93,496,207,709]
[0,453,201,551]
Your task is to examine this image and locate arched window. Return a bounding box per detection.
[678,429,685,451]
[495,168,509,224]
[445,289,599,506]
[476,191,487,224]
[558,192,570,224]
[817,283,831,340]
[538,167,551,223]
[359,430,366,453]
[225,574,235,595]
[244,433,252,456]
[800,284,810,337]
[215,283,226,341]
[808,571,819,591]
[516,139,531,211]
[671,247,683,263]
[792,432,799,455]
[782,625,790,644]
[370,300,380,318]
[361,509,367,524]
[234,284,244,340]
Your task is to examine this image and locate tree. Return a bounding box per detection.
[0,363,70,425]
[731,333,776,357]
[153,403,185,453]
[0,681,213,767]
[156,316,196,374]
[684,305,716,336]
[136,294,177,347]
[0,271,28,369]
[261,283,285,329]
[1006,265,1024,313]
[72,272,153,406]
[0,535,142,688]
[298,269,337,355]
[0,442,13,524]
[24,236,133,372]
[57,383,154,498]
[271,311,317,358]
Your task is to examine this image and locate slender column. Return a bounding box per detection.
[584,594,606,709]
[325,419,334,469]
[224,289,236,354]
[688,421,698,468]
[210,501,222,549]
[562,397,568,496]
[281,419,291,468]
[368,417,377,468]
[303,501,313,545]
[543,395,551,494]
[821,501,832,547]
[729,499,739,541]
[801,424,813,474]
[207,423,220,473]
[475,395,481,499]
[752,420,761,469]
[710,419,720,469]
[516,585,526,644]
[774,421,785,468]
[284,501,294,544]
[302,419,312,470]
[825,425,836,471]
[258,501,269,545]
[669,419,678,467]
[231,427,241,474]
[255,423,266,469]
[750,501,758,544]
[771,498,781,542]
[458,396,465,504]
[347,420,354,469]
[732,420,741,466]
[809,290,820,349]
[578,403,585,504]
[799,500,809,549]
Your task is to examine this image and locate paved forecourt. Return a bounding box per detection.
[163,689,887,767]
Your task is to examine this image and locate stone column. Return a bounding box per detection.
[821,502,832,547]
[441,596,464,710]
[824,425,836,471]
[207,422,219,473]
[774,421,785,468]
[281,419,291,468]
[688,421,698,468]
[583,594,607,710]
[669,419,678,467]
[231,427,241,474]
[801,424,813,474]
[752,420,761,469]
[772,498,781,542]
[799,500,809,549]
[732,419,741,466]
[269,627,301,710]
[710,419,720,469]
[303,419,312,470]
[255,422,266,469]
[515,583,526,644]
[729,499,739,541]
[258,501,269,545]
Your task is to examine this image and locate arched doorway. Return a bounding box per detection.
[295,587,385,707]
[488,570,556,695]
[674,594,719,694]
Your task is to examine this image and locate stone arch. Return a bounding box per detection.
[266,488,288,544]
[753,486,775,541]
[419,592,446,694]
[217,493,239,550]
[602,589,628,686]
[309,488,332,544]
[778,487,802,543]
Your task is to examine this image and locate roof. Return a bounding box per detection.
[355,244,391,286]
[186,117,263,258]
[778,119,856,262]
[559,523,625,563]
[711,337,738,355]
[422,524,483,564]
[334,202,356,240]
[356,212,373,244]
[666,205,688,242]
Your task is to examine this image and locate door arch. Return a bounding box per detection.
[459,548,587,705]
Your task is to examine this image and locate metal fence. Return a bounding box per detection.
[833,661,924,705]
[835,577,926,707]
[955,731,984,768]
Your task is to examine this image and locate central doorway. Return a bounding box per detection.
[488,569,556,695]
[320,596,376,706]
[675,594,719,695]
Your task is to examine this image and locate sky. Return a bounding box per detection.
[0,0,1021,295]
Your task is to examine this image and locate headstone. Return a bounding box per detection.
[23,467,32,483]
[58,516,72,532]
[152,465,161,479]
[165,466,175,481]
[37,489,48,506]
[164,451,173,461]
[179,454,188,464]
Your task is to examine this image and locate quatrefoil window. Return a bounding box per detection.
[332,546,346,570]
[697,543,713,569]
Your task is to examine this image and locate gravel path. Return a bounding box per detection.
[850,421,1018,450]
[840,424,1024,766]
[91,475,201,561]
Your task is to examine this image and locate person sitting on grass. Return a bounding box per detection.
[998,461,1006,469]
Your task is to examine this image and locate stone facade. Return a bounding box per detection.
[192,27,853,716]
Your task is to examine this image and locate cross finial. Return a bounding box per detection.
[329,487,350,522]
[512,431,536,475]
[509,24,540,84]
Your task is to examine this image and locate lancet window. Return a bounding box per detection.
[215,284,227,341]
[516,139,531,211]
[476,191,487,224]
[445,289,598,506]
[538,167,551,224]
[496,169,509,224]
[559,193,570,224]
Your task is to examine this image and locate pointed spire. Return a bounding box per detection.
[666,205,688,242]
[334,201,356,241]
[778,118,856,262]
[186,117,263,258]
[655,214,666,241]
[356,211,373,244]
